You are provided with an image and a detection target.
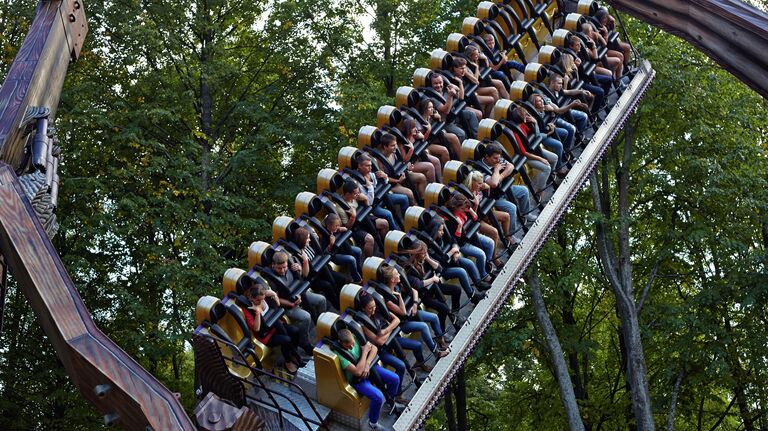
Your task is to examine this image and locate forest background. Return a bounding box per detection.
[0,0,766,429]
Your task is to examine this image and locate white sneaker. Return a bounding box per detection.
[368,421,384,430]
[526,213,538,222]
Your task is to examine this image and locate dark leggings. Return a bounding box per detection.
[265,321,300,363]
[313,266,349,309]
[421,283,461,329]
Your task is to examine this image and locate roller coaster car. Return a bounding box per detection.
[247,238,311,303]
[195,295,261,379]
[482,0,544,52]
[342,285,403,350]
[222,268,286,331]
[443,160,497,217]
[377,105,412,148]
[423,182,481,247]
[445,33,493,83]
[356,126,409,182]
[431,48,482,107]
[395,85,448,149]
[316,167,372,233]
[379,104,431,162]
[313,312,370,420]
[363,258,416,310]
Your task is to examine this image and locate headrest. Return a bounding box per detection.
[338,146,362,170]
[403,205,432,232]
[509,80,534,101]
[524,62,547,83]
[377,105,402,129]
[552,29,573,49]
[446,33,470,54]
[358,125,383,149]
[429,49,453,71]
[248,241,273,268]
[223,268,247,297]
[461,17,484,36]
[564,13,587,32]
[383,230,415,258]
[460,139,484,162]
[295,191,324,218]
[395,86,421,109]
[478,118,505,142]
[424,182,452,208]
[271,215,295,244]
[317,168,344,194]
[195,296,227,327]
[362,256,386,284]
[537,45,562,66]
[577,0,599,16]
[444,160,471,185]
[477,2,499,20]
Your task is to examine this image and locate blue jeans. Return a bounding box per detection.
[540,133,565,171]
[373,206,398,230]
[582,83,605,112]
[455,256,481,283]
[460,243,488,278]
[442,266,475,299]
[396,336,425,363]
[385,192,409,218]
[401,320,437,351]
[416,309,444,338]
[332,253,361,282]
[380,351,405,393]
[555,118,576,150]
[495,184,531,234]
[568,109,589,132]
[352,365,399,424]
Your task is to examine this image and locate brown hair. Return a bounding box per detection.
[272,251,289,265]
[446,192,471,211]
[292,227,309,248]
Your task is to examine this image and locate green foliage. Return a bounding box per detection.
[1,1,766,430]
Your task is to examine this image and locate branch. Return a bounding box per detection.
[636,258,660,313]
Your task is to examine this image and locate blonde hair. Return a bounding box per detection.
[463,171,484,189]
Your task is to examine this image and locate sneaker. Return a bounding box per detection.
[412,362,433,373]
[471,291,487,304]
[386,400,406,415]
[476,280,492,291]
[368,421,384,430]
[434,348,449,358]
[526,213,538,222]
[451,313,467,328]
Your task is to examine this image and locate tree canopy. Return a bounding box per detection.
[0,1,765,429]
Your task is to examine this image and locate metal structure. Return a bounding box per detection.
[0,0,765,430]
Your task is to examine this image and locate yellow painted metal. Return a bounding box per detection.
[492,99,515,121]
[443,160,464,184]
[460,139,482,162]
[272,215,293,243]
[362,256,385,284]
[337,146,360,170]
[339,284,363,313]
[412,68,432,88]
[358,125,378,149]
[223,268,246,297]
[424,182,446,208]
[384,230,407,258]
[248,241,271,269]
[404,206,426,232]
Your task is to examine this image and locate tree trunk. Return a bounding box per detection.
[375,0,395,97]
[666,369,684,431]
[455,366,468,431]
[529,265,586,431]
[444,385,457,431]
[199,0,213,214]
[589,122,655,431]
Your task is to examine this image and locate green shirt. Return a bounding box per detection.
[337,340,361,383]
